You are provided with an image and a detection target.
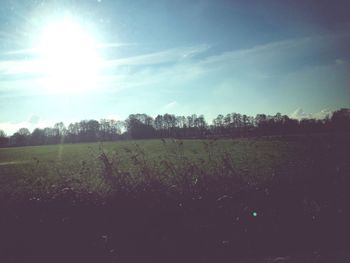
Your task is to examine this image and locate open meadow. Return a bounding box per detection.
[0,138,293,196]
[0,136,333,200]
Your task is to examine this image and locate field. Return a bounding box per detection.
[0,134,350,262]
[0,138,296,199]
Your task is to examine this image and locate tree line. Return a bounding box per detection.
[0,108,349,147]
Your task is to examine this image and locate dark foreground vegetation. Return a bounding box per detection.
[1,108,349,147]
[0,134,349,262]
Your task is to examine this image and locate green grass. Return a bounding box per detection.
[0,135,348,201]
[0,139,292,199]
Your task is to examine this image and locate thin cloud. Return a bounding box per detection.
[95,42,138,49]
[28,115,40,124]
[198,31,350,71]
[101,44,209,68]
[0,42,136,56]
[93,31,350,97]
[1,48,39,56]
[290,108,333,120]
[163,101,178,110]
[335,58,346,65]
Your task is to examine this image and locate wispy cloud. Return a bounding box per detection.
[95,42,138,49]
[0,42,135,56]
[290,108,333,120]
[163,101,178,110]
[335,58,346,65]
[101,31,350,92]
[197,31,350,73]
[101,44,209,68]
[1,48,39,56]
[95,30,350,99]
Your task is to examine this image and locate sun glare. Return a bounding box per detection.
[38,19,101,93]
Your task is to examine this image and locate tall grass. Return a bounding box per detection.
[91,139,249,199]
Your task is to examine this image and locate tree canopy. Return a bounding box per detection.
[1,108,349,147]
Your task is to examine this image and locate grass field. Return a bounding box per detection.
[0,137,308,199]
[0,135,349,199]
[0,134,350,262]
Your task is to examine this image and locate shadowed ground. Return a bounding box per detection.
[0,134,349,262]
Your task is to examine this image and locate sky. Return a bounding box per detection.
[0,0,349,134]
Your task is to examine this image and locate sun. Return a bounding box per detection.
[38,19,101,93]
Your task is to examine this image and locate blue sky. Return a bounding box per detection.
[0,0,349,134]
